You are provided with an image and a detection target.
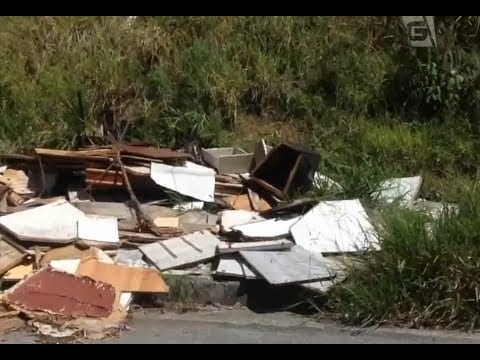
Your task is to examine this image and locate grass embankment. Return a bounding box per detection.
[2,16,480,328]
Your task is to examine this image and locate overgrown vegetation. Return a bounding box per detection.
[2,16,480,328]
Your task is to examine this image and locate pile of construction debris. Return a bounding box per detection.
[0,140,452,339]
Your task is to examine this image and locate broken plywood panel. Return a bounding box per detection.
[290,200,380,254]
[214,256,257,279]
[2,263,33,281]
[139,231,220,271]
[217,239,293,254]
[247,189,272,212]
[223,194,252,211]
[6,267,116,318]
[372,176,422,204]
[240,246,333,285]
[0,169,35,196]
[153,217,179,228]
[76,254,169,293]
[150,161,215,202]
[231,216,300,240]
[0,239,25,276]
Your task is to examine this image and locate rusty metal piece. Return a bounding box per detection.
[6,267,116,319]
[250,143,320,199]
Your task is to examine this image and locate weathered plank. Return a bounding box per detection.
[139,231,220,271]
[217,239,293,254]
[240,246,334,285]
[214,256,258,279]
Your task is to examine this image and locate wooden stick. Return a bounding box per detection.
[115,149,178,238]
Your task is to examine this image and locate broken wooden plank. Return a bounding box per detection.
[216,239,293,254]
[119,229,182,242]
[139,231,220,271]
[247,189,272,212]
[240,246,334,285]
[0,238,25,276]
[153,217,179,228]
[222,194,252,211]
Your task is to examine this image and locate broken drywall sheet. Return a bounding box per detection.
[77,215,119,244]
[240,246,333,285]
[0,200,83,243]
[407,199,459,220]
[290,199,380,254]
[0,200,119,245]
[139,231,220,271]
[372,176,422,205]
[6,268,116,318]
[231,216,300,240]
[114,249,149,268]
[150,161,215,202]
[219,210,264,233]
[217,239,293,254]
[214,256,258,279]
[314,172,344,192]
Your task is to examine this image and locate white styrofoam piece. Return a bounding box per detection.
[240,246,333,285]
[172,201,204,211]
[290,200,380,254]
[219,210,264,233]
[49,259,81,274]
[231,216,300,240]
[150,161,215,202]
[215,257,258,279]
[140,231,220,271]
[77,215,119,244]
[372,176,422,204]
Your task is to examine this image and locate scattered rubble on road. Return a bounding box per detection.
[0,139,441,340]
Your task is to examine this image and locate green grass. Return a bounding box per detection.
[1,16,480,328]
[332,192,480,329]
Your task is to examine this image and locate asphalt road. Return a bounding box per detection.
[2,308,480,344]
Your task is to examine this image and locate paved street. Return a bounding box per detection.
[2,308,480,343]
